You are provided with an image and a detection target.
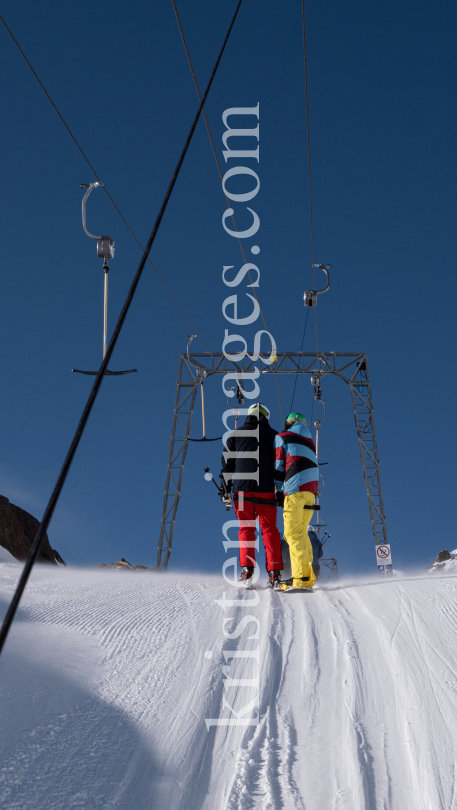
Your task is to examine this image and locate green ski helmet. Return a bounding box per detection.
[248,402,270,420]
[285,412,307,427]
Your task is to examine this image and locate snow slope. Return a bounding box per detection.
[0,546,19,564]
[428,548,457,576]
[1,564,457,809]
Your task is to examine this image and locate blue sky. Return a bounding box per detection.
[0,0,455,576]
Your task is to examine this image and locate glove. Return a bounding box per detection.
[221,476,233,492]
[275,492,285,507]
[221,493,232,509]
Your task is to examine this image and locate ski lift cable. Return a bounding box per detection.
[0,0,244,659]
[290,2,323,430]
[171,0,284,424]
[301,0,319,356]
[0,12,211,354]
[289,306,310,413]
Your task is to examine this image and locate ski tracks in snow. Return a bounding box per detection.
[2,568,457,808]
[220,592,304,810]
[299,580,457,810]
[203,577,457,810]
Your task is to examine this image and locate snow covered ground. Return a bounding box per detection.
[428,548,457,575]
[1,563,457,809]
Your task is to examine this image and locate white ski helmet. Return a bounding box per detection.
[248,403,270,420]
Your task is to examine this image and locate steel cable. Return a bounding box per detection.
[0,0,243,658]
[0,12,210,352]
[289,307,310,413]
[171,0,284,423]
[301,0,319,356]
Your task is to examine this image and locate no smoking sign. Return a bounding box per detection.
[376,544,392,565]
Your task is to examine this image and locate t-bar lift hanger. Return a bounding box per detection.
[72,182,137,376]
[311,370,327,534]
[226,383,246,429]
[186,335,222,442]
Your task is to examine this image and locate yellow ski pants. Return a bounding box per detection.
[283,491,315,579]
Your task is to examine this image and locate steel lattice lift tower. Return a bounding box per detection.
[157,349,388,571]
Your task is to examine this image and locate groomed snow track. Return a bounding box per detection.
[1,565,457,809]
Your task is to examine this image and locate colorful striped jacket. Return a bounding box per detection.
[274,421,319,495]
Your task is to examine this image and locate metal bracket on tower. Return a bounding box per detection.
[310,370,327,401]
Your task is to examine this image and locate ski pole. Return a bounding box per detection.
[204,467,233,511]
[321,532,331,547]
[204,467,221,494]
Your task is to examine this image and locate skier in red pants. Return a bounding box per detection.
[221,403,283,589]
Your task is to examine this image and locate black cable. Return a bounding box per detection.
[288,3,318,421]
[0,12,210,352]
[171,0,284,423]
[0,0,243,658]
[301,0,319,356]
[290,308,310,413]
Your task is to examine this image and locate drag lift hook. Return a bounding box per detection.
[311,378,327,534]
[226,383,246,428]
[187,336,222,442]
[72,182,137,377]
[304,264,331,308]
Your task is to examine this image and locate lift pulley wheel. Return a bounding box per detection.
[304,264,331,308]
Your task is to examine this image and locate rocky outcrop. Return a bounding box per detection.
[427,548,457,574]
[52,548,66,566]
[0,495,65,565]
[98,557,155,572]
[434,549,452,564]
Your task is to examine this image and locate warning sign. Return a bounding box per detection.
[378,564,393,576]
[376,544,392,566]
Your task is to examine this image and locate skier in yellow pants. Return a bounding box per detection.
[274,413,319,591]
[282,492,316,588]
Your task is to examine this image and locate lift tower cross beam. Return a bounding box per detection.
[157,351,387,571]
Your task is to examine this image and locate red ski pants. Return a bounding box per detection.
[234,492,283,572]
